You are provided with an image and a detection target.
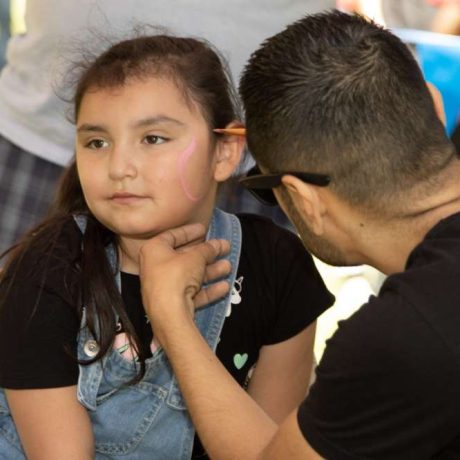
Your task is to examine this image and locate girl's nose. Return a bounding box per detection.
[108,146,137,181]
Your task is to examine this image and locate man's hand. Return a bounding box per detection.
[139,223,231,342]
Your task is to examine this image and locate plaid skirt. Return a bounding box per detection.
[0,135,64,256]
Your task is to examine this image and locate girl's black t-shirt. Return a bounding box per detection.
[0,213,334,457]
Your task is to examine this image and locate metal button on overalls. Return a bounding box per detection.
[84,339,100,357]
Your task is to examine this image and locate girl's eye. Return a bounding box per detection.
[143,135,166,145]
[86,139,109,149]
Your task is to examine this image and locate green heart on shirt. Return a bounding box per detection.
[233,353,248,370]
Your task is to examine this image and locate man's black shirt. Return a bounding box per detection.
[298,212,460,459]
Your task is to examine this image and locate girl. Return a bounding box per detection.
[0,35,333,459]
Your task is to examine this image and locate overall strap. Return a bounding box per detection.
[196,207,243,350]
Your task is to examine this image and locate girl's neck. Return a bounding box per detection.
[118,238,144,274]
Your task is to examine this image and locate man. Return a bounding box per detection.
[139,10,460,459]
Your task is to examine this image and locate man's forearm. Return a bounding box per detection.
[158,300,278,460]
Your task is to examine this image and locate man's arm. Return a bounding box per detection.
[139,224,322,460]
[262,411,323,459]
[153,297,322,459]
[247,324,316,423]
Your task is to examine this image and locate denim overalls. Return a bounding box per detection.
[0,208,242,459]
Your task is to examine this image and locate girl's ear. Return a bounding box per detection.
[213,121,245,182]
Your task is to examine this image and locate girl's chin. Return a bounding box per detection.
[116,229,162,240]
[95,214,199,239]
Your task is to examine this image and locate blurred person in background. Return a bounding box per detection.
[337,0,460,32]
[0,0,9,68]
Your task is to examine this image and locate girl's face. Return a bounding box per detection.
[76,77,226,240]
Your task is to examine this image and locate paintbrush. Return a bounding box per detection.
[213,128,246,136]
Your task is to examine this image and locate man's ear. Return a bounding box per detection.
[213,122,245,182]
[281,175,326,235]
[426,82,446,126]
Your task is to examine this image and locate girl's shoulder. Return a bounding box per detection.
[1,215,83,298]
[0,216,82,390]
[232,215,334,343]
[236,212,309,259]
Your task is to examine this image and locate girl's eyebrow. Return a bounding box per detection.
[133,116,186,129]
[77,116,185,133]
[77,123,107,133]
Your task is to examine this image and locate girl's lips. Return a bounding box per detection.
[110,193,146,203]
[112,192,141,198]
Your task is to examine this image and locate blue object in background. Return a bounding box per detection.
[417,43,460,135]
[394,28,460,136]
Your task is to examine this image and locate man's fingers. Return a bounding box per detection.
[180,238,230,263]
[156,223,207,249]
[203,259,232,283]
[142,226,230,264]
[197,239,231,264]
[194,281,231,309]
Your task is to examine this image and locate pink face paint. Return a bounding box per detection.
[177,137,206,201]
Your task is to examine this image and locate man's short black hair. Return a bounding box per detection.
[240,10,456,213]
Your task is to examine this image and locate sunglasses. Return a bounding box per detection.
[239,165,331,206]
